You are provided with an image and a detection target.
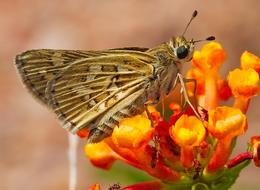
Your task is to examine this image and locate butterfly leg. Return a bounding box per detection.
[183,77,198,111]
[176,73,201,119]
[144,100,161,168]
[144,99,159,128]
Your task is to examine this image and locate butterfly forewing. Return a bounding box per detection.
[15,49,105,104]
[15,49,157,141]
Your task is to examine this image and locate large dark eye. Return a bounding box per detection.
[176,46,189,59]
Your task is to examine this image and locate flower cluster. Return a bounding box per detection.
[84,42,260,190]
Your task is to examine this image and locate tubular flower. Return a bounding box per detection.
[112,115,154,149]
[241,51,260,75]
[84,141,118,169]
[170,114,206,168]
[227,68,259,99]
[207,106,247,172]
[83,42,260,190]
[191,42,227,110]
[207,106,247,139]
[250,136,260,167]
[227,68,259,113]
[192,42,226,72]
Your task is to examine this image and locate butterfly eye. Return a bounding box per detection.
[176,46,189,59]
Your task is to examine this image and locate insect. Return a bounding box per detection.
[108,183,121,190]
[15,10,214,144]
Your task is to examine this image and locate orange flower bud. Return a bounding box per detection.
[241,51,260,75]
[147,106,161,126]
[112,115,154,149]
[227,68,259,99]
[170,114,206,168]
[192,42,226,72]
[217,79,232,101]
[88,184,100,190]
[169,102,181,114]
[250,136,260,167]
[208,106,247,139]
[85,141,116,169]
[76,128,89,138]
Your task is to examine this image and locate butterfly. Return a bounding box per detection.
[14,10,214,143]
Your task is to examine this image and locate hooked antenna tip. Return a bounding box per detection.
[206,36,216,41]
[193,10,198,18]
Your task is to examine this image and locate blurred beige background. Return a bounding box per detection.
[1,0,260,189]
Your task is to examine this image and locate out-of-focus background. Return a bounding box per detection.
[1,0,260,189]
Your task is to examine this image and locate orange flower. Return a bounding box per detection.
[207,106,247,172]
[228,68,259,99]
[85,141,117,169]
[170,115,206,147]
[228,68,259,113]
[192,42,226,72]
[112,115,154,149]
[250,136,260,167]
[207,106,247,139]
[170,114,206,167]
[241,51,260,75]
[192,42,226,110]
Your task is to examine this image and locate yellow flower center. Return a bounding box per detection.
[170,115,206,147]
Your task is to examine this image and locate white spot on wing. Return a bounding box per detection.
[98,102,106,110]
[89,65,102,72]
[117,66,128,72]
[116,91,124,100]
[89,100,96,106]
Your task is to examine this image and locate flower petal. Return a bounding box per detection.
[208,106,247,139]
[241,51,260,75]
[112,115,154,149]
[170,115,206,147]
[85,141,116,169]
[228,68,259,98]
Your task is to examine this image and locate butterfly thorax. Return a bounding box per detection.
[146,36,194,100]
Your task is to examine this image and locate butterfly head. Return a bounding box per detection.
[167,36,195,63]
[166,10,215,63]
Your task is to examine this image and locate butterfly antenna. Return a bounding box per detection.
[193,36,216,43]
[182,10,198,36]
